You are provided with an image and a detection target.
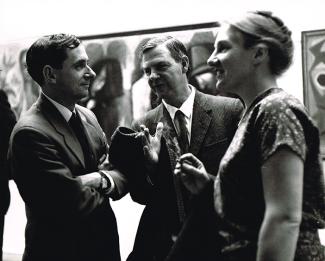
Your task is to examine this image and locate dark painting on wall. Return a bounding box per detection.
[0,22,219,142]
[302,29,325,158]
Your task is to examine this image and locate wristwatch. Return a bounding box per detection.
[99,170,112,194]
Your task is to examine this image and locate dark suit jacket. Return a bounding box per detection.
[8,94,122,261]
[127,90,243,261]
[0,90,16,216]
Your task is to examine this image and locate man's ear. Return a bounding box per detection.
[43,65,56,84]
[253,43,269,65]
[181,55,189,74]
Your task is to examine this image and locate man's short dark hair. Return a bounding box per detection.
[26,34,81,86]
[140,36,189,64]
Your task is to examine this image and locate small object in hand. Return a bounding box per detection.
[181,159,194,166]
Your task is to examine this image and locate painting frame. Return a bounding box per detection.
[302,29,325,159]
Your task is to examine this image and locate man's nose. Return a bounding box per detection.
[85,65,96,79]
[149,71,160,80]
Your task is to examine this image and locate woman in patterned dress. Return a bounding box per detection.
[175,11,325,261]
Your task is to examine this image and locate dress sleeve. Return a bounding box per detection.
[256,99,307,163]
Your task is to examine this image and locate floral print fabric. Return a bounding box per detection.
[214,88,325,260]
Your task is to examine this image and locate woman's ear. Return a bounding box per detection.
[253,43,269,65]
[43,65,56,84]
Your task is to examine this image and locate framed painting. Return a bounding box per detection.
[302,29,325,158]
[0,22,219,142]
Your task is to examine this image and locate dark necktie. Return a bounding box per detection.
[174,110,189,154]
[69,111,91,169]
[173,110,190,225]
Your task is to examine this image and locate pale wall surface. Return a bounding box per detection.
[1,0,325,260]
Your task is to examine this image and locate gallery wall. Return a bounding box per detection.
[1,0,324,260]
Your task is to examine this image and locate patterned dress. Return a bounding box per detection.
[214,88,325,260]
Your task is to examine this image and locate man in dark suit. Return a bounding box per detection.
[126,36,243,261]
[0,89,16,261]
[8,34,127,261]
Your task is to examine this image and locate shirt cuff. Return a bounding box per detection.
[99,170,115,195]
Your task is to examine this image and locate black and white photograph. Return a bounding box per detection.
[1,1,325,261]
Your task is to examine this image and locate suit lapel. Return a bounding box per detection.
[38,94,85,168]
[77,109,99,170]
[189,91,212,156]
[152,91,212,167]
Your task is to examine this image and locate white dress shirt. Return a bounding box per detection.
[42,92,74,121]
[162,85,195,143]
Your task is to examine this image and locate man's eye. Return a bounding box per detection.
[75,61,87,70]
[144,69,150,76]
[218,45,228,53]
[158,64,168,70]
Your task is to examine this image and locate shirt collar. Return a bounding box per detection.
[162,85,195,120]
[42,92,74,122]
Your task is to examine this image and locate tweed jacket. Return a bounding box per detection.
[127,89,243,261]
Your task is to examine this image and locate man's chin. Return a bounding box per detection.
[151,86,163,95]
[76,91,89,101]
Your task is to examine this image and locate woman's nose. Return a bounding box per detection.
[207,54,217,66]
